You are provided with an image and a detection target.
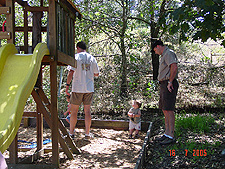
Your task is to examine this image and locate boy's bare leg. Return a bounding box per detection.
[84,105,91,135]
[70,104,79,135]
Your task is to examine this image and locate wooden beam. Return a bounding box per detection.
[0,26,47,32]
[0,0,6,7]
[6,0,14,43]
[24,10,28,53]
[57,50,76,67]
[50,60,60,165]
[31,89,74,160]
[0,6,10,14]
[15,26,47,32]
[23,111,36,117]
[37,88,81,154]
[23,117,29,127]
[8,134,18,164]
[32,11,42,51]
[48,1,60,163]
[24,6,49,12]
[61,0,82,20]
[18,147,63,153]
[0,31,11,39]
[37,90,44,156]
[74,119,151,132]
[19,149,45,164]
[15,0,28,7]
[58,118,81,154]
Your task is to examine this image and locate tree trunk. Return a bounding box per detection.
[150,25,160,81]
[120,0,128,97]
[120,38,127,97]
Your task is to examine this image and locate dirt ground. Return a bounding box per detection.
[3,126,146,169]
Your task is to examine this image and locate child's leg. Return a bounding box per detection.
[134,122,141,137]
[129,129,134,138]
[135,129,139,135]
[129,121,135,138]
[129,128,135,135]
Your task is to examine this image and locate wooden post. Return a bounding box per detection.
[32,11,42,51]
[36,70,43,155]
[37,106,43,153]
[72,18,75,57]
[49,0,59,166]
[24,9,28,53]
[6,0,15,44]
[7,0,17,164]
[8,134,18,164]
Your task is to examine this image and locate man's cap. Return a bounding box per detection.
[151,40,164,52]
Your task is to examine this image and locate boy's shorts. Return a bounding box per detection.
[159,79,179,111]
[70,92,93,105]
[66,114,71,122]
[129,121,141,130]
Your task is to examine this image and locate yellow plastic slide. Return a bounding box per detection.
[0,43,50,153]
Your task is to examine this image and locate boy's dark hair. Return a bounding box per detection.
[151,40,164,52]
[76,41,87,50]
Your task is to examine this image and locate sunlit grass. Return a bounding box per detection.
[175,112,215,137]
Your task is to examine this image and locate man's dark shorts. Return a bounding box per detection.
[70,92,93,105]
[159,79,179,111]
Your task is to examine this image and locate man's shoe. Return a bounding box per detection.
[160,137,175,145]
[84,133,94,140]
[155,135,168,141]
[128,134,132,139]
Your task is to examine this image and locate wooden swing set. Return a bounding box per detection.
[0,0,82,167]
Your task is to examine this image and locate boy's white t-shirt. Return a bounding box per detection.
[67,52,99,93]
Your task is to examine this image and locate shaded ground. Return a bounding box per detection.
[144,112,225,169]
[3,127,146,168]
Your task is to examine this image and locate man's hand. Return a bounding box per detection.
[65,86,70,96]
[167,82,174,92]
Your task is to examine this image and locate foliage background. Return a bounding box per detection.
[0,0,224,120]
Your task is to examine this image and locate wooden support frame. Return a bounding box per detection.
[6,0,15,44]
[1,0,82,167]
[31,89,80,158]
[37,88,81,154]
[0,6,10,14]
[0,32,11,39]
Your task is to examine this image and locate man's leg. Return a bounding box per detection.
[84,105,91,135]
[163,110,175,138]
[70,104,79,135]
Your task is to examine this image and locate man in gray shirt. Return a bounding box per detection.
[152,40,179,145]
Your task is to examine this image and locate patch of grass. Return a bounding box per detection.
[175,112,215,137]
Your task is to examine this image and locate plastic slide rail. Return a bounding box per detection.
[0,43,49,153]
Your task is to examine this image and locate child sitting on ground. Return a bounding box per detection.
[64,95,71,124]
[128,100,142,139]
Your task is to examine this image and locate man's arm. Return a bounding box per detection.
[65,70,74,95]
[167,63,178,92]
